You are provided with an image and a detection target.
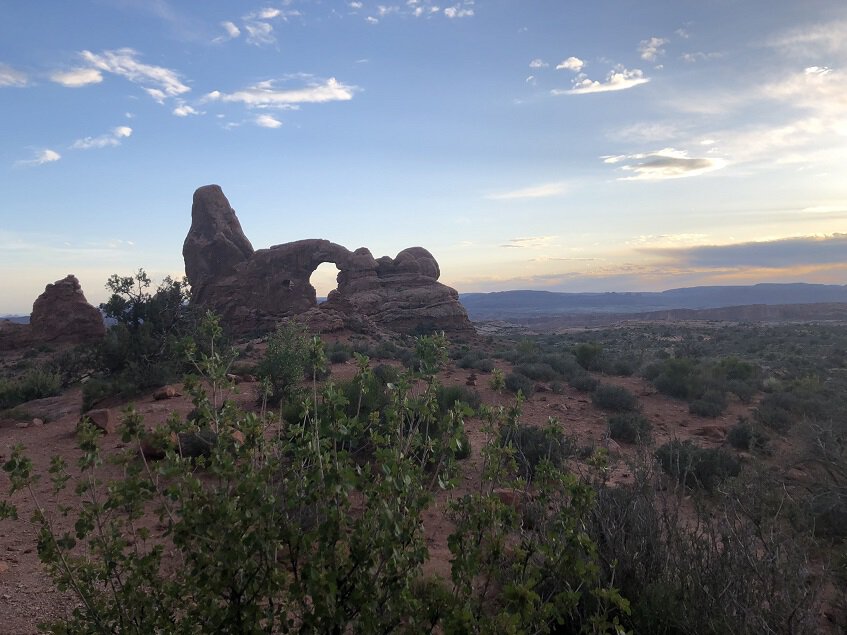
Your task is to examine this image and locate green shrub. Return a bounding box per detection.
[574,342,603,371]
[688,390,727,418]
[655,440,740,490]
[515,362,559,381]
[257,321,311,406]
[569,372,598,392]
[373,363,401,386]
[328,348,351,364]
[499,422,572,480]
[504,372,534,397]
[608,412,652,444]
[726,418,767,451]
[592,384,637,412]
[436,384,482,413]
[0,367,62,409]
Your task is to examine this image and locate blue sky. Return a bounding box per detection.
[2,0,847,314]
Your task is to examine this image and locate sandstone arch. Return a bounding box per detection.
[183,185,471,336]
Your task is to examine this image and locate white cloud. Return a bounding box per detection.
[349,1,363,8]
[501,236,559,249]
[608,148,728,181]
[255,113,282,128]
[444,4,474,18]
[486,182,568,200]
[256,8,282,19]
[205,77,358,108]
[680,51,721,63]
[553,67,649,95]
[80,49,189,101]
[377,5,399,16]
[529,58,548,69]
[768,19,847,56]
[638,36,668,61]
[366,16,379,24]
[173,103,200,116]
[71,126,133,150]
[212,20,241,43]
[556,56,584,72]
[244,21,275,45]
[16,149,61,166]
[0,63,28,87]
[50,67,103,87]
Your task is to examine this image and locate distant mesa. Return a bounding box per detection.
[0,275,105,350]
[183,184,472,336]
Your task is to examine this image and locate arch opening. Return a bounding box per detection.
[310,261,341,305]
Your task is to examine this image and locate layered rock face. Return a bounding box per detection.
[31,275,106,344]
[183,185,472,336]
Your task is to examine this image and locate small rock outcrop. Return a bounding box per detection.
[183,185,472,336]
[31,275,106,344]
[0,275,104,351]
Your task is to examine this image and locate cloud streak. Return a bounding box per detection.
[16,149,61,167]
[71,126,133,150]
[553,67,649,95]
[0,63,29,87]
[77,48,189,101]
[206,77,357,108]
[486,182,568,200]
[604,148,727,180]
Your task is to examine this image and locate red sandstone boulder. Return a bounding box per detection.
[30,275,105,345]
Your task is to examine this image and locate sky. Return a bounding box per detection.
[2,0,847,314]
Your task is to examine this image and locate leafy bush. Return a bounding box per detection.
[574,342,603,371]
[85,270,197,407]
[608,412,652,444]
[504,372,534,397]
[436,384,482,413]
[727,418,767,451]
[648,358,704,400]
[688,390,727,418]
[0,367,61,409]
[592,384,637,412]
[514,362,559,381]
[655,440,740,490]
[257,321,310,406]
[499,421,573,480]
[569,372,599,392]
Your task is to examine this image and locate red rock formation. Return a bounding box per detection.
[30,275,105,344]
[182,185,472,336]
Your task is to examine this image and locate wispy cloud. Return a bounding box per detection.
[767,19,847,56]
[486,182,568,200]
[556,56,584,72]
[444,3,474,19]
[553,67,649,95]
[15,149,61,167]
[205,77,358,108]
[76,48,189,102]
[70,126,133,150]
[172,102,201,116]
[255,113,282,128]
[638,36,667,61]
[529,58,548,69]
[604,148,727,181]
[501,236,559,249]
[212,20,241,43]
[50,67,103,87]
[0,63,29,87]
[240,6,301,45]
